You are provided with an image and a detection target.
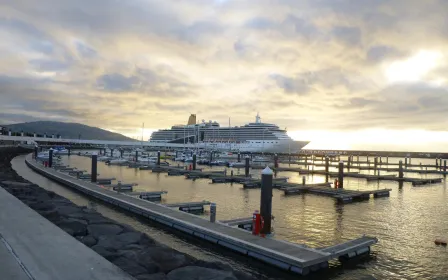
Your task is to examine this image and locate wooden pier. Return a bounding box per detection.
[26,154,378,276]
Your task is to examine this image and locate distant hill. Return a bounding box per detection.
[4,121,135,141]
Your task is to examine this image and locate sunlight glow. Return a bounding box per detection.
[289,129,448,152]
[384,50,442,83]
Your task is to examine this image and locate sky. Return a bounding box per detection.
[1,0,448,152]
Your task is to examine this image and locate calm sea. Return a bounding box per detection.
[12,154,448,279]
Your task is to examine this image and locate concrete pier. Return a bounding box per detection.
[26,154,378,276]
[0,186,132,280]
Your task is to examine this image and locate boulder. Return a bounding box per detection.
[54,205,83,216]
[167,266,237,280]
[97,232,142,250]
[136,247,194,273]
[87,224,123,238]
[79,235,97,247]
[38,209,61,222]
[28,201,55,211]
[91,245,120,261]
[112,257,149,277]
[135,273,167,280]
[56,219,88,236]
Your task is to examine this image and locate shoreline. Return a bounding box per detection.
[0,147,258,280]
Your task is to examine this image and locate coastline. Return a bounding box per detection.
[0,147,258,280]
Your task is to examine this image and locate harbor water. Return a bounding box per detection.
[14,154,448,279]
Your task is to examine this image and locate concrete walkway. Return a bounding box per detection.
[0,186,134,280]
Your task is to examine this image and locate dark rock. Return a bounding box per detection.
[123,244,146,251]
[68,212,115,225]
[28,201,55,211]
[97,232,142,250]
[138,233,156,246]
[38,209,61,222]
[193,260,233,271]
[82,235,97,247]
[137,247,194,273]
[56,219,88,236]
[112,257,149,276]
[135,273,167,280]
[91,245,120,261]
[87,224,123,238]
[54,205,83,216]
[167,266,237,280]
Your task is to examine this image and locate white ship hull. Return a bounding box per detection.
[198,140,309,153]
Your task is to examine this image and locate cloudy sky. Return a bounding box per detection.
[1,0,448,151]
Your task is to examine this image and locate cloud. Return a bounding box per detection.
[1,0,448,143]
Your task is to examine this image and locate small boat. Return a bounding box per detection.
[252,156,270,163]
[210,160,228,166]
[228,162,245,168]
[184,156,194,163]
[106,159,129,165]
[197,159,210,165]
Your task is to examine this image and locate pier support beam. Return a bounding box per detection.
[238,152,241,163]
[91,154,97,183]
[49,149,53,168]
[374,157,378,174]
[440,158,443,170]
[302,176,306,186]
[210,203,216,223]
[245,156,250,177]
[338,161,344,189]
[68,147,71,157]
[274,154,279,169]
[325,157,329,182]
[157,151,161,165]
[260,167,273,235]
[34,146,38,160]
[405,157,408,168]
[135,151,138,162]
[399,160,403,179]
[110,149,114,157]
[193,154,197,170]
[436,158,439,169]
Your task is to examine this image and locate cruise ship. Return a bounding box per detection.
[149,114,309,153]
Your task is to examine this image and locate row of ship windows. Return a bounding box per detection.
[251,141,279,144]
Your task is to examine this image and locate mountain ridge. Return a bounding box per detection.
[4,121,135,141]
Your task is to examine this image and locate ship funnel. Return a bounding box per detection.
[187,114,197,125]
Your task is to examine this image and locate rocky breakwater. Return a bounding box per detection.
[0,148,260,280]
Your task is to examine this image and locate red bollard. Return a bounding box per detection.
[44,161,48,167]
[252,210,264,236]
[189,164,192,170]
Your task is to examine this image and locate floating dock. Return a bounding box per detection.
[26,154,378,276]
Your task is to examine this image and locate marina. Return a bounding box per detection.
[13,148,448,279]
[26,154,377,275]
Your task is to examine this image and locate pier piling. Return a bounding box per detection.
[193,154,197,170]
[274,154,279,168]
[110,149,113,157]
[405,157,408,168]
[91,154,97,183]
[210,152,213,163]
[245,156,250,177]
[374,157,378,174]
[302,176,306,186]
[238,153,241,163]
[325,157,329,182]
[210,203,216,223]
[49,149,53,168]
[260,167,273,235]
[68,147,71,157]
[436,158,439,168]
[338,161,344,189]
[157,151,161,165]
[34,147,38,160]
[399,161,403,179]
[440,158,443,170]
